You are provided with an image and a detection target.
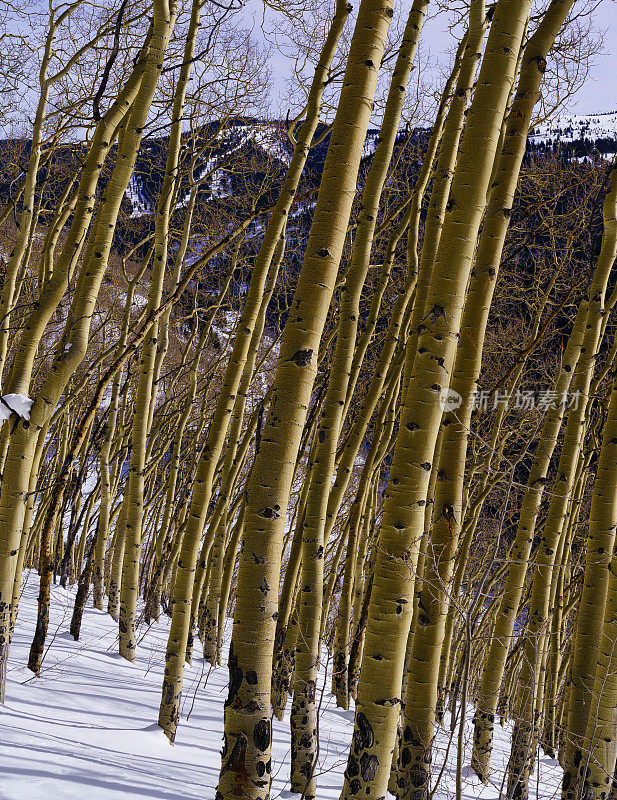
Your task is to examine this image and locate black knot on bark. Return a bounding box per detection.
[253,718,271,751]
[259,506,280,519]
[288,349,313,367]
[375,696,400,706]
[360,752,379,782]
[532,54,547,73]
[356,711,375,749]
[428,304,446,322]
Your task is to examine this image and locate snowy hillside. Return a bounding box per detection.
[1,577,563,800]
[121,122,420,218]
[123,121,292,218]
[528,110,617,160]
[529,111,617,143]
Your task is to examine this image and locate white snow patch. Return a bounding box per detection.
[0,393,34,421]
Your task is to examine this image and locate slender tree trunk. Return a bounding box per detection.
[339,0,532,793]
[216,2,395,795]
[158,0,352,742]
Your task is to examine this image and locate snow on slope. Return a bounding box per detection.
[125,173,152,218]
[362,130,380,160]
[123,121,291,216]
[0,577,562,800]
[529,111,617,144]
[249,123,291,166]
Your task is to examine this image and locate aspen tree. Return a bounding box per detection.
[388,516,431,795]
[560,163,617,799]
[27,415,96,674]
[398,3,574,796]
[508,267,606,797]
[332,370,400,706]
[348,484,382,700]
[8,416,53,629]
[4,45,152,402]
[320,358,403,643]
[340,26,473,421]
[476,160,617,786]
[332,451,378,707]
[271,472,310,682]
[92,243,152,611]
[567,380,617,800]
[543,441,590,755]
[289,2,429,788]
[321,45,467,549]
[0,5,175,696]
[203,501,247,648]
[158,0,352,740]
[216,1,396,796]
[145,267,235,621]
[70,530,98,641]
[117,0,202,662]
[381,4,492,791]
[0,1,92,382]
[402,16,486,377]
[349,383,400,700]
[339,0,532,794]
[437,317,555,719]
[93,364,125,608]
[202,253,284,665]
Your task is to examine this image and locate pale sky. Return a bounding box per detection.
[245,0,617,119]
[575,4,617,113]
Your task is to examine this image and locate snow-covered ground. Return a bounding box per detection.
[1,577,562,800]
